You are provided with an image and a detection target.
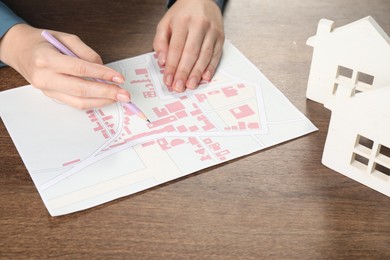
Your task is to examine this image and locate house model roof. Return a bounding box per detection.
[306,16,390,104]
[307,16,390,47]
[325,86,390,133]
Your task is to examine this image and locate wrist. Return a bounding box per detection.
[0,24,38,68]
[168,0,223,10]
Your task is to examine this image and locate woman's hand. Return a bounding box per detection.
[153,0,225,92]
[0,24,130,109]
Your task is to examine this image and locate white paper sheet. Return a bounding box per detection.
[0,41,317,216]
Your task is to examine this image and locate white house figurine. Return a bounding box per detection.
[306,16,390,196]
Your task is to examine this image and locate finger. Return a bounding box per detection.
[46,31,125,85]
[35,72,130,102]
[52,31,103,64]
[202,37,224,81]
[172,23,206,92]
[184,32,217,90]
[42,89,116,110]
[43,50,125,85]
[153,21,170,66]
[163,25,188,87]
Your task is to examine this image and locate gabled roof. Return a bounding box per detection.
[325,86,390,122]
[307,16,390,47]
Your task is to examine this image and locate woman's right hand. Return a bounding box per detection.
[0,24,130,109]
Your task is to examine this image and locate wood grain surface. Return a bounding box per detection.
[1,0,390,258]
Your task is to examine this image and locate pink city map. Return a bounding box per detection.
[0,42,317,216]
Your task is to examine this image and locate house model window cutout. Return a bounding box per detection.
[306,16,390,197]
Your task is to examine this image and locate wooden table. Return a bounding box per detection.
[1,0,390,258]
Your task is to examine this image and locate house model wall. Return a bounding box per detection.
[306,17,390,196]
[323,86,390,196]
[306,16,390,105]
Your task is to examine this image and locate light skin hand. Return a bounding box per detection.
[0,24,130,110]
[153,0,225,92]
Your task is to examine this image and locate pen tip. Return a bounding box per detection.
[146,119,151,123]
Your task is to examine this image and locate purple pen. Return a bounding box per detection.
[41,30,78,58]
[41,30,150,123]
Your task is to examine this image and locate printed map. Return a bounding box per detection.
[0,41,316,216]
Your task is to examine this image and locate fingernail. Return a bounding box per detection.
[112,76,125,85]
[203,70,212,81]
[158,53,166,66]
[165,74,173,86]
[187,77,198,89]
[116,93,130,102]
[174,80,184,92]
